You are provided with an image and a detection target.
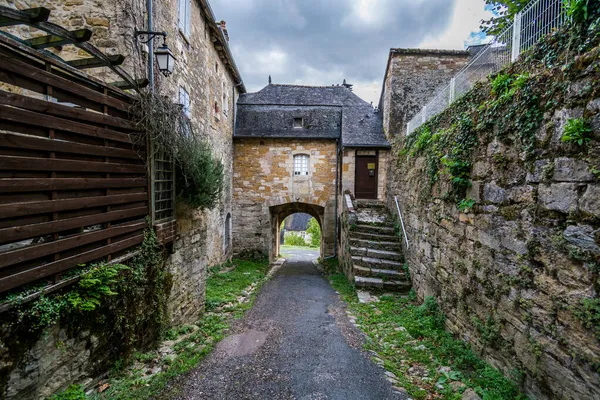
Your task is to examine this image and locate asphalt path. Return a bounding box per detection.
[174,249,404,400]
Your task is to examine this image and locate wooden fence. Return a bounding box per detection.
[0,33,150,293]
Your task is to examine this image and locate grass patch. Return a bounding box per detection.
[326,273,526,400]
[87,258,271,400]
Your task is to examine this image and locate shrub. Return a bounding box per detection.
[561,118,592,145]
[306,217,321,247]
[284,232,308,247]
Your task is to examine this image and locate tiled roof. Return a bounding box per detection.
[235,84,389,148]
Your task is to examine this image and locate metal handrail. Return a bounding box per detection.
[394,196,409,249]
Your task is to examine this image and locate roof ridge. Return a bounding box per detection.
[269,83,348,89]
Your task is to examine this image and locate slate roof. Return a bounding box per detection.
[235,84,390,148]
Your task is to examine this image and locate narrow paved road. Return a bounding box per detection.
[174,250,404,400]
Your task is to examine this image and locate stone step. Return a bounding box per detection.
[354,199,386,208]
[352,255,404,270]
[350,231,398,242]
[350,247,403,261]
[353,265,407,280]
[353,224,395,235]
[354,276,412,292]
[350,238,401,251]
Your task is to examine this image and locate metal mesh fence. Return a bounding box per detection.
[406,0,567,135]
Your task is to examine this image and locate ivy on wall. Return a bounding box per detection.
[0,226,172,394]
[130,89,224,210]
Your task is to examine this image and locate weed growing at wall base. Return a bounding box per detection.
[326,272,526,400]
[86,258,272,400]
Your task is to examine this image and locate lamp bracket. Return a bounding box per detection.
[135,30,167,45]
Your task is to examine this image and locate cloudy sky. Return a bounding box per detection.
[210,0,493,104]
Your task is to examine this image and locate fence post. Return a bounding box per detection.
[511,11,522,62]
[449,77,456,103]
[422,106,427,124]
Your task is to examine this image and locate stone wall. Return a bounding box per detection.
[232,138,337,259]
[384,37,600,399]
[339,194,357,279]
[380,49,470,138]
[1,0,240,397]
[341,149,389,201]
[2,0,239,326]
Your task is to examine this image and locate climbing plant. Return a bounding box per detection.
[130,88,224,210]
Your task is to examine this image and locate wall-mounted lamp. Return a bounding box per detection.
[135,30,176,77]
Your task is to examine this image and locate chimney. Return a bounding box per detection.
[342,79,353,91]
[220,20,229,42]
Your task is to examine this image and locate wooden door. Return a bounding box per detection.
[355,155,378,199]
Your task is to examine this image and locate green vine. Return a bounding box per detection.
[131,89,224,210]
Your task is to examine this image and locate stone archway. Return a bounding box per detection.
[269,202,332,261]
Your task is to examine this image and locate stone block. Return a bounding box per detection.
[580,185,600,217]
[526,159,550,183]
[483,182,508,204]
[563,225,600,255]
[553,157,593,182]
[538,183,578,213]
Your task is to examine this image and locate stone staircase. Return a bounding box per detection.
[350,200,411,292]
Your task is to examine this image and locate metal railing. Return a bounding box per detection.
[406,0,567,135]
[394,196,410,249]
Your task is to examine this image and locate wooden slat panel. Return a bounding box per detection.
[0,221,145,269]
[0,91,136,130]
[0,178,147,192]
[0,156,146,174]
[0,29,135,102]
[0,206,148,243]
[0,235,143,292]
[0,192,147,218]
[0,133,141,159]
[0,54,131,112]
[0,105,132,143]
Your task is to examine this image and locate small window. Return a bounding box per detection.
[222,81,228,116]
[178,0,191,38]
[293,154,309,176]
[179,87,190,118]
[293,118,303,128]
[214,101,220,114]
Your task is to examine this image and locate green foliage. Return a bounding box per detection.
[411,126,433,156]
[574,298,600,340]
[205,259,271,312]
[458,198,476,212]
[92,258,270,400]
[48,384,86,400]
[325,274,525,400]
[565,0,590,23]
[441,156,472,197]
[66,264,129,312]
[284,232,309,247]
[481,0,530,36]
[561,118,592,145]
[175,135,224,209]
[472,315,503,347]
[306,217,322,247]
[131,90,224,210]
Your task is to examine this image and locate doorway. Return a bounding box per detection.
[355,153,378,199]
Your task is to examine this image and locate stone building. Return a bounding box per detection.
[1,0,245,397]
[232,83,390,260]
[3,0,245,325]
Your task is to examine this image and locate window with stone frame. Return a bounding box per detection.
[293,117,303,128]
[178,0,191,38]
[293,154,309,176]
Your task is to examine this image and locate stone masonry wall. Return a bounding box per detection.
[380,49,470,138]
[1,0,239,398]
[384,40,600,399]
[2,0,238,326]
[232,138,337,259]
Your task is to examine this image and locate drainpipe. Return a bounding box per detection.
[324,137,340,259]
[147,0,154,89]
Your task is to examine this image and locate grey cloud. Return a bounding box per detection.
[211,0,457,101]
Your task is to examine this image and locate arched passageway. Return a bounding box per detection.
[269,202,332,261]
